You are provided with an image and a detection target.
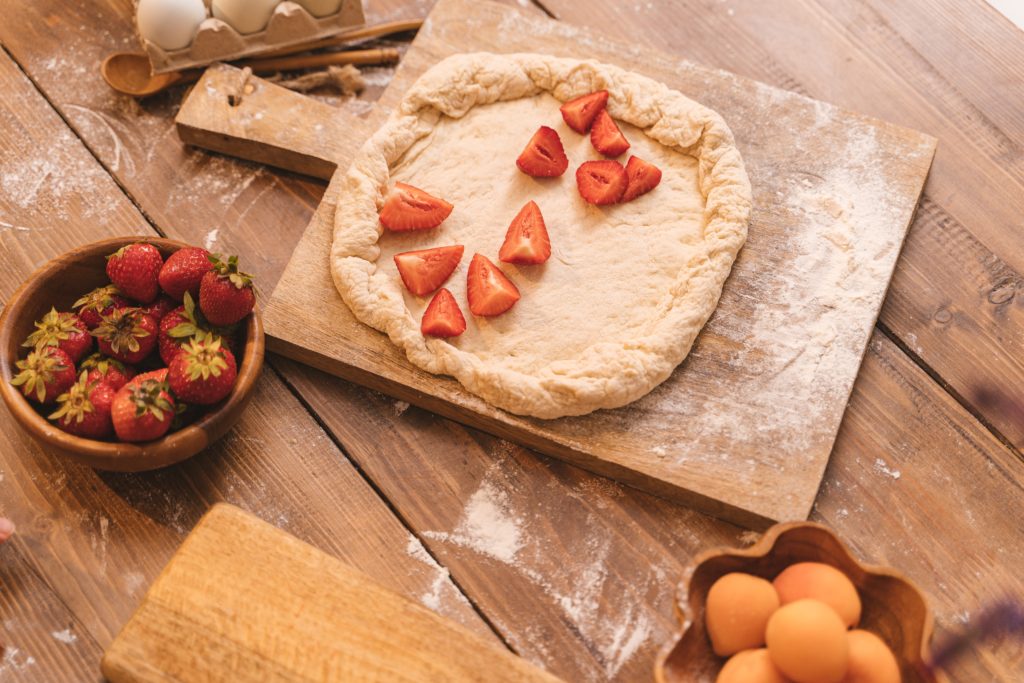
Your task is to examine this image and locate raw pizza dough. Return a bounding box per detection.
[331,52,752,419]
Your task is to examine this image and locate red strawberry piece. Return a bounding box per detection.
[421,288,467,338]
[560,90,609,134]
[111,377,176,442]
[159,292,205,365]
[621,156,663,202]
[73,285,129,330]
[159,246,211,301]
[106,243,164,304]
[168,337,238,405]
[467,254,521,317]
[516,126,569,178]
[49,371,116,439]
[79,353,136,392]
[140,294,177,325]
[199,254,256,326]
[23,307,92,363]
[379,183,454,231]
[124,368,169,391]
[394,245,465,296]
[10,346,76,404]
[92,308,158,365]
[590,109,630,157]
[498,201,551,265]
[576,160,628,205]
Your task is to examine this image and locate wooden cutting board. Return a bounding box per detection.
[102,504,563,683]
[176,0,936,528]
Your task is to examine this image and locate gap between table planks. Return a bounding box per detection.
[1,0,1022,680]
[0,45,500,680]
[249,0,935,528]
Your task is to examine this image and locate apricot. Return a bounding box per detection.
[705,572,780,656]
[773,562,862,628]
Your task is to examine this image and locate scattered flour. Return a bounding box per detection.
[392,400,410,416]
[423,474,669,680]
[0,647,36,673]
[404,534,470,616]
[204,227,220,250]
[424,480,523,563]
[873,458,902,480]
[51,629,77,645]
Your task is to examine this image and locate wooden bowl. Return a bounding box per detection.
[0,237,264,472]
[655,521,946,683]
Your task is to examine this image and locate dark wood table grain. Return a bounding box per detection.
[0,1,1021,681]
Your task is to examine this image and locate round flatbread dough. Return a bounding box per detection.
[331,52,752,419]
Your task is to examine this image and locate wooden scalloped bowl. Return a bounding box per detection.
[655,521,946,683]
[0,237,264,472]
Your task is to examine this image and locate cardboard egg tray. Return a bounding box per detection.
[140,0,366,74]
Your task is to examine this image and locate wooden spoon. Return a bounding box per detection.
[102,47,399,97]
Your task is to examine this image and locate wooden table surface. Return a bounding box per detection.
[0,1,1021,681]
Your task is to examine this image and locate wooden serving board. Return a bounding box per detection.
[102,504,562,683]
[179,0,936,527]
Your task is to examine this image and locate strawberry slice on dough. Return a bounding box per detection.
[560,90,609,134]
[421,288,467,338]
[394,245,465,296]
[380,182,454,231]
[576,160,628,205]
[467,254,521,317]
[516,126,569,177]
[621,156,663,202]
[499,201,551,266]
[590,109,630,157]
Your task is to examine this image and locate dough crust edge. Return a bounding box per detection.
[330,52,752,419]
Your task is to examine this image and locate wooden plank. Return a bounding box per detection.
[0,45,498,680]
[531,0,1024,449]
[2,0,1021,680]
[258,0,934,526]
[275,328,1024,682]
[102,504,561,683]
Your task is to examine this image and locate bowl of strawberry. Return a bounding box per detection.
[0,237,264,472]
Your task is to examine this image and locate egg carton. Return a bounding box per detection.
[140,0,366,74]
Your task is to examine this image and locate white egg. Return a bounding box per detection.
[137,0,208,51]
[212,0,281,34]
[291,0,343,17]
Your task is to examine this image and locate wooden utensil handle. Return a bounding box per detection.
[244,48,400,73]
[259,19,423,58]
[176,64,371,179]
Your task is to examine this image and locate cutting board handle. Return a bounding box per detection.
[175,63,367,180]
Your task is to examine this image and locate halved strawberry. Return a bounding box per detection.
[379,183,454,231]
[576,160,628,205]
[621,156,663,202]
[467,254,520,317]
[560,90,609,134]
[591,109,630,157]
[498,201,551,265]
[516,126,569,178]
[394,245,465,296]
[421,288,466,338]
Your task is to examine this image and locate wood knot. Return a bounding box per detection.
[933,307,952,324]
[988,281,1017,305]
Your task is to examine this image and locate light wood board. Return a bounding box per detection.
[258,0,933,527]
[101,504,560,683]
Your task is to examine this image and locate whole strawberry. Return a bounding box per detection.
[73,285,129,330]
[158,292,206,365]
[10,346,76,404]
[111,378,176,442]
[140,294,177,325]
[49,371,116,439]
[159,247,211,301]
[23,307,92,363]
[92,308,158,365]
[124,368,169,391]
[168,337,238,405]
[106,243,163,304]
[79,353,136,392]
[199,254,255,326]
